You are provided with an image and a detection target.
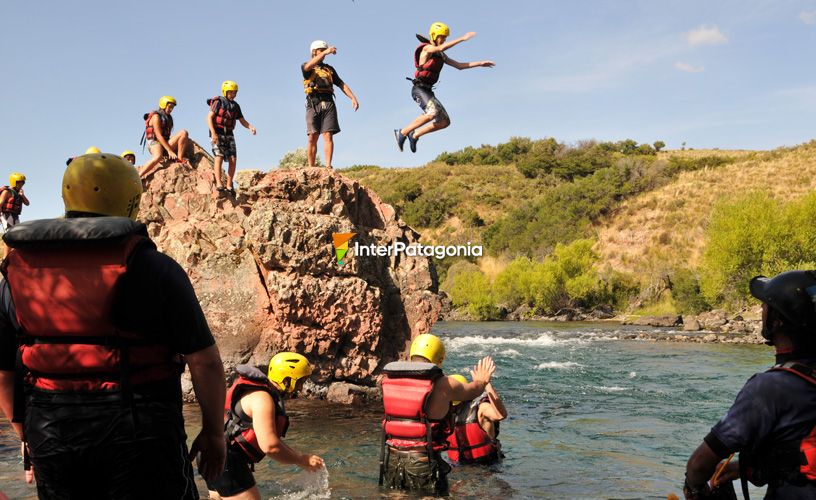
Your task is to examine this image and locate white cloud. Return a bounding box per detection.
[686,26,728,46]
[674,62,704,73]
[800,11,816,25]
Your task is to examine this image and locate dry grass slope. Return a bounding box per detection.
[595,143,816,282]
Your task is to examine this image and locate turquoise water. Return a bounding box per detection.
[0,321,772,498]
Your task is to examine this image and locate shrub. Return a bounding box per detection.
[402,190,455,228]
[671,268,710,314]
[279,148,322,168]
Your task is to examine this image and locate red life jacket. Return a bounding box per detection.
[739,361,816,491]
[414,43,445,86]
[2,217,183,393]
[0,186,23,215]
[143,109,173,142]
[446,396,500,463]
[224,364,289,463]
[207,96,238,134]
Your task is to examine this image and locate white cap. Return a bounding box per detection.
[310,40,329,52]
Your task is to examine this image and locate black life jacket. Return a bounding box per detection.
[378,361,453,485]
[303,65,335,97]
[446,396,500,463]
[207,96,238,134]
[0,187,23,215]
[739,361,816,495]
[2,217,183,396]
[413,43,445,86]
[142,109,173,143]
[224,364,289,463]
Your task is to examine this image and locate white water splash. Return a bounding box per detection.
[272,466,331,500]
[596,386,628,393]
[628,371,637,378]
[445,333,585,352]
[536,361,582,370]
[500,349,522,357]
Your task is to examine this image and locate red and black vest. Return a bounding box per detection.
[0,187,23,215]
[739,361,816,491]
[143,109,173,142]
[414,43,445,86]
[380,361,452,455]
[207,96,238,134]
[446,396,500,463]
[224,364,289,463]
[2,217,183,394]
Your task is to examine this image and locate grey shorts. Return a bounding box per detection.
[412,85,449,122]
[305,98,340,135]
[0,212,18,233]
[212,133,237,158]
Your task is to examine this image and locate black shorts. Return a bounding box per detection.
[305,97,340,135]
[205,446,256,496]
[26,393,198,499]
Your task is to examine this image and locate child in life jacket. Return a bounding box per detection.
[207,353,324,500]
[446,374,507,465]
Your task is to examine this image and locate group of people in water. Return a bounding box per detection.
[2,19,816,500]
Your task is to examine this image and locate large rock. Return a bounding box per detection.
[139,143,442,391]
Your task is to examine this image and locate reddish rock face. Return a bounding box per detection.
[140,143,442,389]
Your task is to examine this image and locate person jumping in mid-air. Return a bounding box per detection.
[395,22,495,153]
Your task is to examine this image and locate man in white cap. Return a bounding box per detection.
[301,40,359,169]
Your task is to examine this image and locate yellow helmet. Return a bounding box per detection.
[85,146,101,154]
[9,173,26,188]
[221,80,238,97]
[450,374,468,405]
[429,22,450,43]
[121,150,136,158]
[62,153,143,219]
[159,95,177,110]
[409,333,445,366]
[268,352,313,393]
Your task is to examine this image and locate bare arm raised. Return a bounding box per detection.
[427,356,496,419]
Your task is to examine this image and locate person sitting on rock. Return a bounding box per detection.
[139,95,189,179]
[207,80,256,196]
[121,150,137,166]
[207,353,324,500]
[446,374,507,466]
[302,40,359,169]
[379,333,495,496]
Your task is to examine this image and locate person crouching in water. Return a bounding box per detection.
[379,333,496,496]
[207,353,324,500]
[446,374,507,465]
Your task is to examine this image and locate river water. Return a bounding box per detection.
[0,321,773,499]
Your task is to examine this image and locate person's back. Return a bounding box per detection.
[0,153,226,499]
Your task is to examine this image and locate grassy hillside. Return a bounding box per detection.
[341,139,816,318]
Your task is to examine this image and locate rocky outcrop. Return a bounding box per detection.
[139,143,442,392]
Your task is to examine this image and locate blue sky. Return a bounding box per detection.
[3,0,816,219]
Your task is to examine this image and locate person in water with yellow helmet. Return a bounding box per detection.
[446,374,507,465]
[302,40,359,169]
[207,352,324,500]
[379,333,495,495]
[395,22,495,153]
[140,95,190,179]
[207,80,256,196]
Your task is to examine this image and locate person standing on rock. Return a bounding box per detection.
[207,353,324,500]
[207,80,256,196]
[446,374,507,465]
[0,173,29,233]
[394,22,495,153]
[684,270,816,499]
[302,40,359,169]
[140,95,190,179]
[379,333,495,495]
[0,153,226,498]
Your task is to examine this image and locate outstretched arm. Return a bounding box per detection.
[445,56,495,70]
[248,391,324,471]
[303,47,336,72]
[425,32,477,54]
[238,117,256,135]
[340,83,359,111]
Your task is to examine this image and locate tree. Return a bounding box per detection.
[653,140,666,152]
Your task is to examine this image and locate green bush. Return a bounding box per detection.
[493,257,534,309]
[444,269,501,320]
[671,268,710,314]
[402,190,455,228]
[279,148,322,168]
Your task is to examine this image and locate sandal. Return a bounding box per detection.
[216,186,227,193]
